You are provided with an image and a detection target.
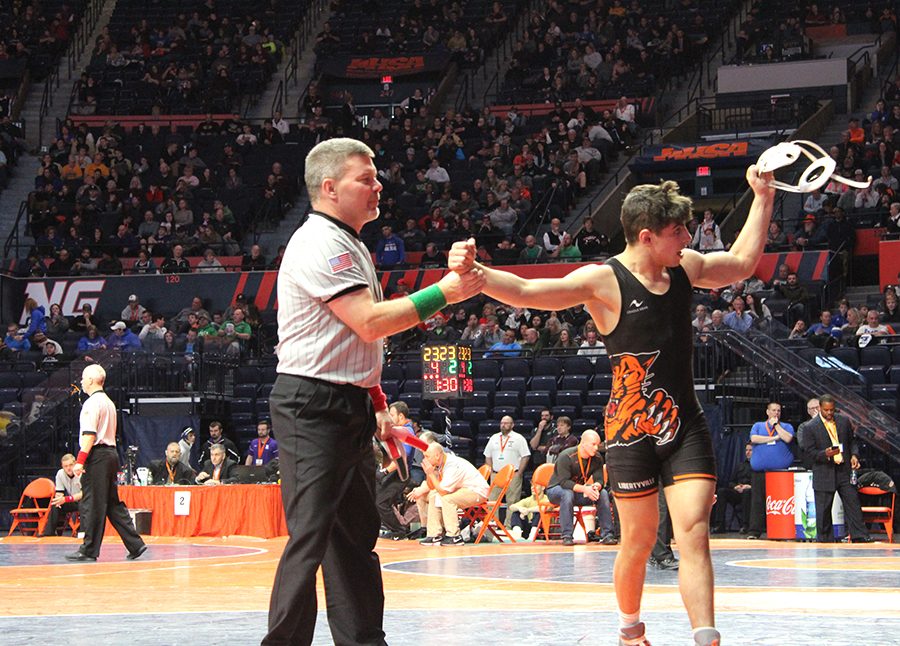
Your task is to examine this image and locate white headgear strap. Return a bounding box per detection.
[756,140,872,193]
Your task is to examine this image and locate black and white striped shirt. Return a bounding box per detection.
[80,390,117,446]
[275,212,383,387]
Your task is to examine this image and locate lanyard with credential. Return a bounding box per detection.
[577,452,592,485]
[165,461,175,483]
[257,439,268,460]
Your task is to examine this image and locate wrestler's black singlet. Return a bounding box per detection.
[598,258,716,496]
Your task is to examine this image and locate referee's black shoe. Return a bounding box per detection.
[648,556,679,570]
[127,545,148,560]
[65,551,97,562]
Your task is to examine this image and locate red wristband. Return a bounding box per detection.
[76,450,90,466]
[368,385,388,412]
[64,495,74,504]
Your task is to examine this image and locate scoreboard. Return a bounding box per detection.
[421,343,475,399]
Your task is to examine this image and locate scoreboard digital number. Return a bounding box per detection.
[421,344,474,399]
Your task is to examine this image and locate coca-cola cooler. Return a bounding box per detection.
[765,471,797,539]
[766,470,845,540]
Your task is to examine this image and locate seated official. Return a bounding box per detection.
[196,444,238,485]
[407,442,490,546]
[244,420,279,466]
[149,442,196,485]
[546,430,616,545]
[41,454,82,537]
[712,442,753,533]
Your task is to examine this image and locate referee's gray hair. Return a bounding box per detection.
[305,138,375,202]
[210,443,226,455]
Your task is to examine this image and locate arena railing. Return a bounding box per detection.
[705,329,900,466]
[0,349,242,489]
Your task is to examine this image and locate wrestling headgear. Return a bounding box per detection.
[756,140,872,194]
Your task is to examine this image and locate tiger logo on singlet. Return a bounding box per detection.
[604,351,680,448]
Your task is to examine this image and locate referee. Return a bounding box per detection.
[66,364,147,562]
[262,138,483,646]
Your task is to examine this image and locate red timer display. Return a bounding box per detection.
[421,344,475,399]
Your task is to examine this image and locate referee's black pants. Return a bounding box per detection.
[263,375,386,646]
[79,445,145,559]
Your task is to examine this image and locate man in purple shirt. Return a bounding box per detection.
[245,420,279,466]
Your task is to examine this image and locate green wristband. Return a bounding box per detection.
[409,284,447,321]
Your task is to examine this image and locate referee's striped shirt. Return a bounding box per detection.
[275,211,383,387]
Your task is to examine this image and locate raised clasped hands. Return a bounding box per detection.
[439,238,485,303]
[448,238,478,274]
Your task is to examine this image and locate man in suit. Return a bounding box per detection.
[149,442,195,485]
[798,394,872,543]
[195,444,238,485]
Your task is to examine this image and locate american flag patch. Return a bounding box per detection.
[328,252,354,273]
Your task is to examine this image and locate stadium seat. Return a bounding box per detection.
[449,420,474,439]
[499,377,527,395]
[530,375,558,394]
[231,398,253,414]
[402,379,423,393]
[380,380,401,402]
[592,374,613,390]
[592,355,612,375]
[461,407,490,423]
[259,366,278,385]
[829,347,859,370]
[464,389,494,408]
[562,357,593,376]
[502,359,530,378]
[492,405,520,419]
[532,357,563,378]
[233,382,258,399]
[478,419,501,436]
[871,383,898,402]
[860,346,891,367]
[585,390,611,406]
[521,405,546,421]
[403,362,422,380]
[859,365,886,385]
[524,391,553,407]
[572,419,597,435]
[0,372,20,389]
[233,366,260,385]
[0,388,19,405]
[231,413,255,426]
[20,372,47,389]
[473,360,501,380]
[493,391,522,409]
[889,366,900,384]
[560,374,589,393]
[381,364,404,381]
[474,377,498,394]
[581,405,607,421]
[555,391,584,414]
[553,405,578,419]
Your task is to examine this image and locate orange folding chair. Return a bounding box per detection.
[858,486,895,543]
[532,463,595,541]
[478,463,492,480]
[66,512,81,537]
[461,464,517,543]
[8,478,56,536]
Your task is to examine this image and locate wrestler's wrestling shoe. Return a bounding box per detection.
[693,628,721,646]
[618,622,651,646]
